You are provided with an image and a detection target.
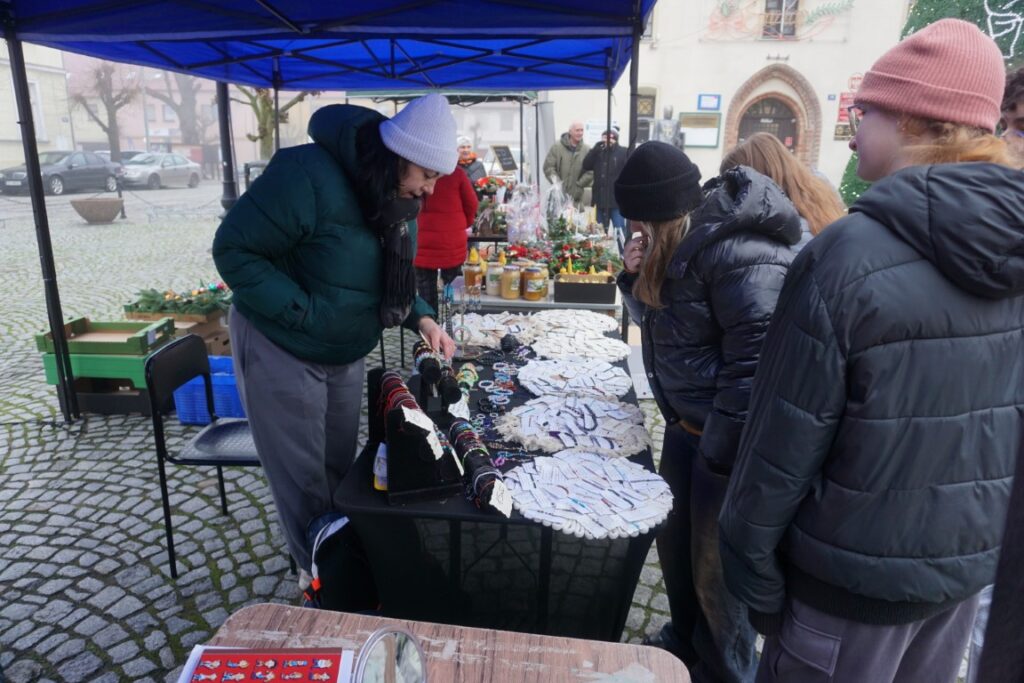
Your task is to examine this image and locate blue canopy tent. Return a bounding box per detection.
[2,0,654,421]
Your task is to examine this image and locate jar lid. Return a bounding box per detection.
[524,267,543,274]
[503,265,519,272]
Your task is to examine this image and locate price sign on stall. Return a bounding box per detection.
[490,145,518,172]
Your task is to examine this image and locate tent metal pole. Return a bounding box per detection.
[535,101,541,186]
[5,21,78,422]
[622,1,644,341]
[519,99,525,184]
[627,2,642,153]
[273,57,281,153]
[217,81,239,214]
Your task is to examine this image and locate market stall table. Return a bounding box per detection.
[335,359,657,642]
[206,603,691,682]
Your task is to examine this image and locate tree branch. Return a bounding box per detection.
[70,94,111,134]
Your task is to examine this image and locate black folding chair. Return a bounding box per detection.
[144,334,262,579]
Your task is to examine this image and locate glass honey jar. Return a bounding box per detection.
[500,265,521,299]
[522,266,548,301]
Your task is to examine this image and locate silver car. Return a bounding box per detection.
[121,152,201,189]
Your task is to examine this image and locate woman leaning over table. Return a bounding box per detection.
[212,94,457,581]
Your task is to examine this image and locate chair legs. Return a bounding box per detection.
[216,466,228,515]
[156,455,178,579]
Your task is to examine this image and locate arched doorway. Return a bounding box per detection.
[739,97,799,151]
[723,64,822,167]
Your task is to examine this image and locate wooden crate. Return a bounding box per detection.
[124,309,225,325]
[35,317,174,356]
[204,331,232,357]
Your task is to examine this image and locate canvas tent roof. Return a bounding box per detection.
[3,0,654,90]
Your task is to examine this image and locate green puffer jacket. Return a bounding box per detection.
[543,133,592,203]
[212,104,433,365]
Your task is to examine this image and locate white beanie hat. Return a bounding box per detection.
[379,94,458,174]
[457,135,472,147]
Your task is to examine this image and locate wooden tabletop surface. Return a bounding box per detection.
[207,603,690,682]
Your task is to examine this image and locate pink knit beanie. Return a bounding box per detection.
[856,19,1005,133]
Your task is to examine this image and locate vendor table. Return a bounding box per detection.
[335,361,656,642]
[206,603,691,681]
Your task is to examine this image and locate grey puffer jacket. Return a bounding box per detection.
[618,166,803,471]
[720,163,1024,634]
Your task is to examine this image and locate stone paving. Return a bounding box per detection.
[0,185,672,682]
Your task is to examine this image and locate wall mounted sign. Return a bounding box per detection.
[697,93,721,111]
[678,112,721,148]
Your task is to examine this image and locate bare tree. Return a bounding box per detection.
[70,62,140,162]
[145,72,205,145]
[232,86,319,160]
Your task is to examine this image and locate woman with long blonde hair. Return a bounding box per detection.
[721,132,846,235]
[616,141,803,682]
[720,19,1024,683]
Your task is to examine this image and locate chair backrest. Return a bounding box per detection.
[145,334,213,417]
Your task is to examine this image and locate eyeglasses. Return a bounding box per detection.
[847,105,864,134]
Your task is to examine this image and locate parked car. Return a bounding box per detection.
[0,150,123,196]
[121,152,201,189]
[96,150,145,163]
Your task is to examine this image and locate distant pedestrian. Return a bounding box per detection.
[581,128,628,241]
[543,120,592,205]
[456,136,486,183]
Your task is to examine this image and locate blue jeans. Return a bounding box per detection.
[690,454,758,683]
[596,206,625,230]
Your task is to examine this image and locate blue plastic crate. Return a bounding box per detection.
[173,355,246,425]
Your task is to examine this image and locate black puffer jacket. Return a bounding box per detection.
[581,142,628,210]
[720,163,1024,634]
[618,166,803,470]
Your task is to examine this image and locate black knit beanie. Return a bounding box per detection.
[614,141,703,222]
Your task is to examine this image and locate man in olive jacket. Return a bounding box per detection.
[543,120,592,205]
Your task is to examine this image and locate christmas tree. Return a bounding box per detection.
[839,0,1022,206]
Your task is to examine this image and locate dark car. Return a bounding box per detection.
[0,150,123,196]
[96,150,145,163]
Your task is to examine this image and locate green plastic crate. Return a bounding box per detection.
[41,352,150,388]
[34,316,174,356]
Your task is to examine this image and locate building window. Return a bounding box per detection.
[763,0,799,39]
[163,104,177,121]
[26,81,47,141]
[146,104,157,122]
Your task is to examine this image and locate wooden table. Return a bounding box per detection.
[208,603,691,682]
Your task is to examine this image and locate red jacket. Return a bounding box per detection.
[415,168,478,269]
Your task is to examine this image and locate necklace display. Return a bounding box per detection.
[517,358,633,399]
[503,450,673,539]
[532,330,631,363]
[495,394,650,457]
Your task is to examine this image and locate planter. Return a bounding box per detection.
[70,197,123,224]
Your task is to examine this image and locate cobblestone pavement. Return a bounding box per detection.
[0,185,672,682]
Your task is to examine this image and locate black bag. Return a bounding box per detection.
[303,513,379,612]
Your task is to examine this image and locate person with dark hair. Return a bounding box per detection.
[1001,66,1024,161]
[212,94,458,581]
[581,128,628,242]
[618,142,803,683]
[719,20,1024,682]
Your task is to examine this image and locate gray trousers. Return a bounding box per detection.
[756,594,980,683]
[230,306,364,570]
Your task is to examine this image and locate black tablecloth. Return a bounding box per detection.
[335,354,657,641]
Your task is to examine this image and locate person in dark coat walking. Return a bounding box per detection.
[718,20,1023,683]
[617,142,803,683]
[581,128,628,242]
